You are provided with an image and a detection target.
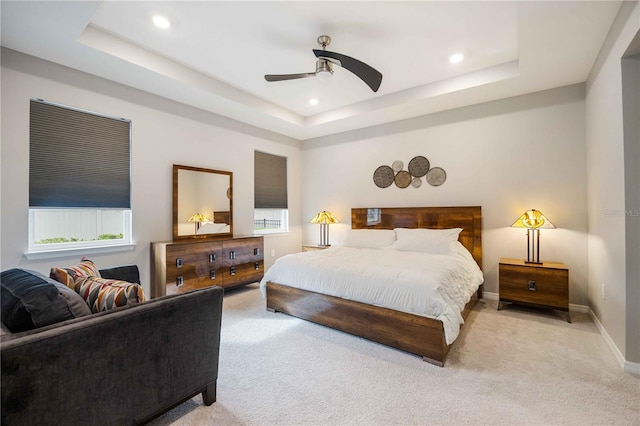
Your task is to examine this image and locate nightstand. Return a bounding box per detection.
[302,245,329,252]
[498,258,570,322]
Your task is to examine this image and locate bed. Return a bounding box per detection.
[262,206,483,366]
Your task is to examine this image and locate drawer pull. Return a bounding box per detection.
[210,270,216,280]
[176,276,184,287]
[230,266,236,276]
[254,261,260,270]
[176,258,183,268]
[528,280,537,291]
[254,248,260,256]
[229,251,236,260]
[209,253,216,262]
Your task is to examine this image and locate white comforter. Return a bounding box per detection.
[260,245,484,345]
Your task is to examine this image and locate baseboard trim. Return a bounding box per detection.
[624,360,640,376]
[482,291,498,300]
[588,309,640,376]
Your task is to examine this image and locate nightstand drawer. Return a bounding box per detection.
[499,259,569,311]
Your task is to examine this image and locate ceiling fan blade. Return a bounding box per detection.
[264,73,316,82]
[313,49,382,92]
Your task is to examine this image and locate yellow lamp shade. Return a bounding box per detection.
[188,213,208,223]
[308,211,339,225]
[511,209,555,229]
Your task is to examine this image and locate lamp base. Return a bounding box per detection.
[524,260,543,265]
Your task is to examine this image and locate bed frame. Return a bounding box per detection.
[266,206,483,366]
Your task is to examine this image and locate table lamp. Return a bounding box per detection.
[309,211,339,247]
[511,209,556,264]
[188,213,208,233]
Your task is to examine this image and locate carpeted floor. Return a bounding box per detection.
[150,284,639,425]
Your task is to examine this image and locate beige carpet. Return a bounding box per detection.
[150,284,639,425]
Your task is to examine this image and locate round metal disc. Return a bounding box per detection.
[411,177,422,188]
[408,156,430,177]
[394,170,412,188]
[426,167,447,186]
[392,160,404,173]
[373,165,395,188]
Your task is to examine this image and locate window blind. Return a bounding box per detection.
[254,151,288,209]
[29,99,131,208]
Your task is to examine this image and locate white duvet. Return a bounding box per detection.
[260,244,484,345]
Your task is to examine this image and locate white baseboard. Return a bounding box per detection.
[569,303,590,313]
[588,309,640,376]
[482,291,498,300]
[625,360,640,376]
[484,290,638,375]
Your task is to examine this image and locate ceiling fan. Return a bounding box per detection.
[264,35,383,92]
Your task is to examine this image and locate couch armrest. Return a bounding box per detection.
[1,286,223,425]
[99,264,140,284]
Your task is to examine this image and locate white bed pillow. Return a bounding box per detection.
[342,229,396,249]
[391,227,463,254]
[197,222,228,235]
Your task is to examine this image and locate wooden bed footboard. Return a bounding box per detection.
[266,282,479,367]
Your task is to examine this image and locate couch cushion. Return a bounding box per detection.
[0,269,92,333]
[74,276,146,313]
[50,257,101,288]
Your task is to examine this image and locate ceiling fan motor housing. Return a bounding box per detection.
[315,59,333,80]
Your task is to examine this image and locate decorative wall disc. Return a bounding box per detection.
[408,156,430,177]
[394,170,412,188]
[392,160,404,172]
[411,177,422,188]
[373,165,395,188]
[426,167,447,186]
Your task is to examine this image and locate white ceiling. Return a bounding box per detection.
[1,1,622,140]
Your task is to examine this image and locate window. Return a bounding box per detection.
[28,99,132,255]
[254,151,288,234]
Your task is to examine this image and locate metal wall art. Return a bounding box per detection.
[373,155,446,189]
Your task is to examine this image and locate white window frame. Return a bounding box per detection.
[253,208,289,235]
[26,209,134,260]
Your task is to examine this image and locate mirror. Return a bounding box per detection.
[173,164,232,240]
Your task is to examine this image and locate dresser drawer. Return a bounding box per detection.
[223,237,263,266]
[499,262,568,309]
[222,260,264,288]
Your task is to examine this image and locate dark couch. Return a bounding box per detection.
[0,266,223,425]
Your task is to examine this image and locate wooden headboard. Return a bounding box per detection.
[351,206,482,270]
[213,211,230,224]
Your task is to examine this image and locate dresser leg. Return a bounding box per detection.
[566,311,572,323]
[497,301,503,311]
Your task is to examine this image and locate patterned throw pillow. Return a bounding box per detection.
[50,257,101,288]
[74,276,146,313]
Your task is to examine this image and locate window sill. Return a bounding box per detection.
[254,230,290,237]
[24,242,136,261]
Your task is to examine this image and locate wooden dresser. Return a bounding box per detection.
[151,236,264,298]
[498,257,570,322]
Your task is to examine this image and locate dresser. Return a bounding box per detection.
[498,258,570,322]
[151,236,264,298]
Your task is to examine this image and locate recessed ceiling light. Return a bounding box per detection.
[309,98,319,106]
[152,15,171,29]
[449,53,464,64]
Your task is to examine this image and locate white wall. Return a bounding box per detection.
[585,1,640,365]
[302,84,589,304]
[0,48,303,296]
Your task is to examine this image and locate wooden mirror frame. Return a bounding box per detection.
[173,164,233,241]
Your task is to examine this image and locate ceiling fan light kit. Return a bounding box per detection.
[265,35,383,92]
